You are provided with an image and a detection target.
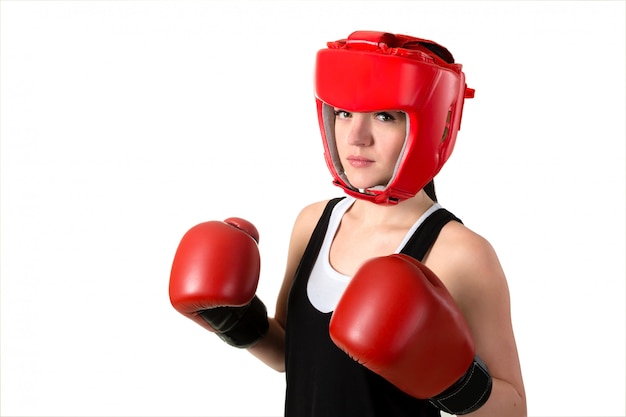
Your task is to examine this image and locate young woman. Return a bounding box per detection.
[170,31,527,417]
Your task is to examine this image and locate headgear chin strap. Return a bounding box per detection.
[315,31,475,205]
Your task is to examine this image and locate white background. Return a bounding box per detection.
[1,1,624,416]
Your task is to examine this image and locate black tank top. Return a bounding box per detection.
[284,197,462,417]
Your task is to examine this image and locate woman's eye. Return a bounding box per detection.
[375,112,396,122]
[333,109,351,119]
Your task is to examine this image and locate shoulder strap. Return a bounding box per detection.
[400,208,462,262]
[292,197,345,283]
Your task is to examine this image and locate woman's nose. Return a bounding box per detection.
[346,115,373,147]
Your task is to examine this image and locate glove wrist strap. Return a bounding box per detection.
[429,354,493,415]
[199,296,269,349]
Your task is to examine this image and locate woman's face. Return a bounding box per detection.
[333,109,407,191]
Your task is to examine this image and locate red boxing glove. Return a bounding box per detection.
[169,218,268,348]
[329,254,491,415]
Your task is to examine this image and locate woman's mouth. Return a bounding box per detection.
[346,155,374,168]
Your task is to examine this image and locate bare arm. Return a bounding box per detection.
[426,223,527,417]
[247,201,328,372]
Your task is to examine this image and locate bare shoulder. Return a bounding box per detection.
[294,199,330,230]
[288,198,333,270]
[425,220,509,311]
[289,199,331,246]
[431,220,501,271]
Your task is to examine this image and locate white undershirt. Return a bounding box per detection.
[306,197,442,313]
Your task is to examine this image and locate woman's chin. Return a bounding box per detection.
[343,171,392,192]
[346,179,390,192]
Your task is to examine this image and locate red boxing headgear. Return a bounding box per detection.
[315,31,475,204]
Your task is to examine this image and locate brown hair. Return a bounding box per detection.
[424,180,437,202]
